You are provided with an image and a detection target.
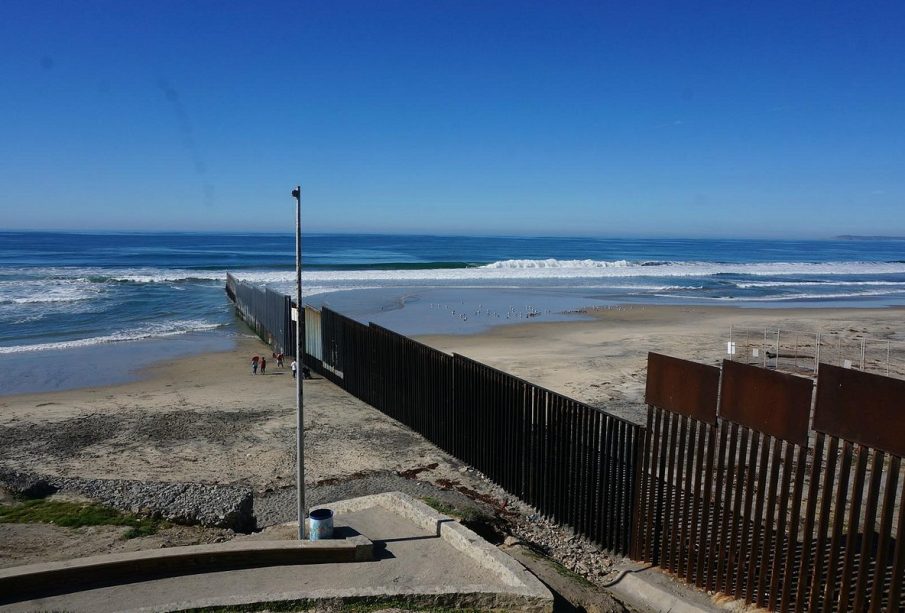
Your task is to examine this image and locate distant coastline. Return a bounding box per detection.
[835,235,905,241]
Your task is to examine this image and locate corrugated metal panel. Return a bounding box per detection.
[305,306,322,361]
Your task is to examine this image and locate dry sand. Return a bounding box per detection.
[418,305,905,423]
[1,305,903,570]
[0,333,458,490]
[2,305,903,487]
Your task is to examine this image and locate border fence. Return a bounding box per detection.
[227,276,904,610]
[226,273,295,356]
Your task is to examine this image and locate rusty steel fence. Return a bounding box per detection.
[634,353,905,611]
[316,307,643,554]
[226,278,904,609]
[226,272,295,355]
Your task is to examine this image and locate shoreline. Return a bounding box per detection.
[414,303,905,423]
[2,302,903,575]
[2,302,904,400]
[0,330,238,397]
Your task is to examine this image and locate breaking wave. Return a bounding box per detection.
[0,320,225,354]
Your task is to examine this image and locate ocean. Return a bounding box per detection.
[1,231,904,393]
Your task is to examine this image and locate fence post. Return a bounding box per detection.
[729,326,733,362]
[814,332,820,374]
[763,328,767,368]
[775,330,781,370]
[793,333,799,371]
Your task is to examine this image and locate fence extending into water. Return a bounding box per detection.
[226,273,295,356]
[227,276,904,611]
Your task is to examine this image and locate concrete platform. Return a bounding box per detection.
[1,492,553,612]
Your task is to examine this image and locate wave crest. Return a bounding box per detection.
[481,258,632,269]
[0,320,224,354]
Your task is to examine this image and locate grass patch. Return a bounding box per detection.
[0,499,168,538]
[521,547,594,587]
[419,496,482,523]
[188,597,495,612]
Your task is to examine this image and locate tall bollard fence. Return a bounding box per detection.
[226,273,295,356]
[226,276,904,609]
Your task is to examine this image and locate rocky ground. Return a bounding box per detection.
[9,307,897,608]
[0,343,628,608]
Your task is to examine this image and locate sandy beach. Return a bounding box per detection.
[419,304,905,423]
[2,305,903,569]
[3,305,904,484]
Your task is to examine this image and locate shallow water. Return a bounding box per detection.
[2,231,904,394]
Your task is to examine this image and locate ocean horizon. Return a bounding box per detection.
[2,230,904,394]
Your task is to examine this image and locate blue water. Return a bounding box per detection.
[1,231,904,392]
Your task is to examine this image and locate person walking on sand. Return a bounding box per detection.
[290,359,297,379]
[251,355,259,375]
[277,352,284,368]
[260,356,267,375]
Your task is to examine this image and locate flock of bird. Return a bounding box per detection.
[428,302,547,322]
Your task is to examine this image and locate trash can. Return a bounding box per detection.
[309,508,334,540]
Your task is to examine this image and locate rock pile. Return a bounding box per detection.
[0,469,254,532]
[0,468,58,499]
[510,513,618,584]
[456,467,622,587]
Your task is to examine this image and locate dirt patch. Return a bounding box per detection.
[130,409,270,447]
[397,463,438,479]
[0,414,123,458]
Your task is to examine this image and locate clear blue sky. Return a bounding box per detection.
[1,1,903,237]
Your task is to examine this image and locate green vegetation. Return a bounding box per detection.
[189,597,496,612]
[521,547,594,587]
[0,498,168,538]
[419,496,482,523]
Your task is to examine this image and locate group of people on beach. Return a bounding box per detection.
[250,352,310,379]
[251,352,281,375]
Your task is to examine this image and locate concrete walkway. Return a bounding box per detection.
[2,492,552,613]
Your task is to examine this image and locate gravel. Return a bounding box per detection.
[256,465,623,588]
[0,470,254,532]
[254,470,487,528]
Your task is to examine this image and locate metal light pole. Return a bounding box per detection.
[292,185,306,540]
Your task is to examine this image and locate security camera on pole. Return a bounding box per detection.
[291,185,306,539]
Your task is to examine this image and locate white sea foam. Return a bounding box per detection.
[321,259,905,280]
[6,259,905,292]
[0,279,101,305]
[3,260,905,321]
[0,320,224,354]
[655,289,905,302]
[481,258,632,269]
[734,280,905,289]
